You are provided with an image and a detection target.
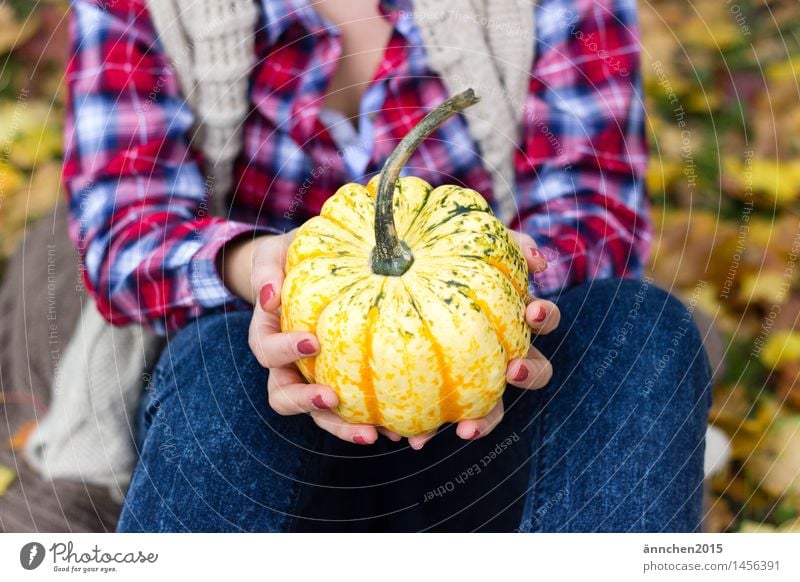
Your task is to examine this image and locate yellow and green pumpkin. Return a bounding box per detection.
[281,90,530,437]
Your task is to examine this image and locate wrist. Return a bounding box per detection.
[218,235,262,304]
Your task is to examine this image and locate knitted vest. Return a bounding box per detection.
[145,0,535,223]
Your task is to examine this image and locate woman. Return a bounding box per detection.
[63,0,711,532]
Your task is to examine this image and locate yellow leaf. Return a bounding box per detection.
[760,331,800,370]
[779,517,800,532]
[738,272,790,305]
[0,464,16,496]
[0,162,24,197]
[738,521,777,533]
[646,159,683,194]
[724,157,800,204]
[767,57,800,84]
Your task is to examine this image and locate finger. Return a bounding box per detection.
[267,367,339,416]
[253,232,296,312]
[456,399,505,440]
[249,321,320,369]
[507,229,547,273]
[408,429,437,450]
[507,346,553,390]
[526,299,561,335]
[309,409,379,445]
[378,427,403,442]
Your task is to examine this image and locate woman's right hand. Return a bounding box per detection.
[221,232,400,446]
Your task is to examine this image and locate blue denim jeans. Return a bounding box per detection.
[117,278,712,532]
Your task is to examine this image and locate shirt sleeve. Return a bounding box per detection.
[62,0,270,334]
[512,0,652,297]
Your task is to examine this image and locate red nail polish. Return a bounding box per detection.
[297,339,316,355]
[353,435,370,445]
[514,365,529,382]
[311,395,330,410]
[259,284,275,309]
[530,247,548,270]
[533,306,547,323]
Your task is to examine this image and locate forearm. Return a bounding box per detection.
[514,0,649,295]
[63,0,267,332]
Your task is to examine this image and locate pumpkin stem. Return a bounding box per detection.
[371,88,481,276]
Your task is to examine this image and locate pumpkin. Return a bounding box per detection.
[281,89,531,437]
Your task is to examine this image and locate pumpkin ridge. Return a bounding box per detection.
[414,270,512,374]
[474,256,527,298]
[358,280,387,426]
[319,213,367,244]
[426,273,512,358]
[420,254,527,299]
[411,206,491,247]
[398,181,434,240]
[402,280,464,423]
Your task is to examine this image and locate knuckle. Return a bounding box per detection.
[267,390,290,416]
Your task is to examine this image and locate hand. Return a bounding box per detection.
[407,229,559,450]
[221,232,401,445]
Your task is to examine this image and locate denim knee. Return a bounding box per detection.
[553,277,713,410]
[621,278,712,408]
[141,311,257,438]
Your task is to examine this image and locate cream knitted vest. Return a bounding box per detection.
[145,0,535,223]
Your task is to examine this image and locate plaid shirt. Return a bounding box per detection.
[63,0,650,334]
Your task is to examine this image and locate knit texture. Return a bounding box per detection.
[24,305,161,501]
[147,0,535,221]
[413,0,534,222]
[147,0,260,213]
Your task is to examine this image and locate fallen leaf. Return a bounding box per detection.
[0,464,16,496]
[703,496,735,532]
[738,520,777,533]
[779,516,800,532]
[747,415,800,502]
[0,4,40,55]
[8,419,37,451]
[760,331,800,370]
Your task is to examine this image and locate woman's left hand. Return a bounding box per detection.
[408,229,560,449]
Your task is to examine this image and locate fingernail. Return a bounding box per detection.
[469,429,481,440]
[353,435,370,445]
[297,339,316,355]
[532,305,547,323]
[259,284,275,309]
[514,365,529,382]
[311,395,331,410]
[411,437,429,450]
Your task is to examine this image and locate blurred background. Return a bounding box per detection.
[0,0,799,532]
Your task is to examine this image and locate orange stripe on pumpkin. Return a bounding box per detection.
[358,301,384,426]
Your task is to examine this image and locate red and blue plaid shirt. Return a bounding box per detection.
[63,0,651,334]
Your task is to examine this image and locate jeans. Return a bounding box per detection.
[117,278,712,532]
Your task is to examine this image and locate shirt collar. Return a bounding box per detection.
[263,0,411,46]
